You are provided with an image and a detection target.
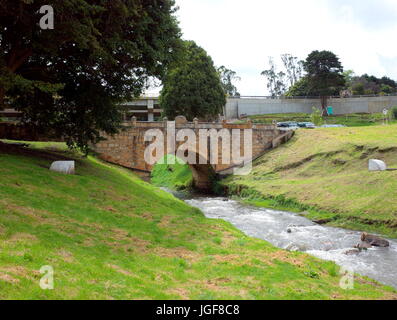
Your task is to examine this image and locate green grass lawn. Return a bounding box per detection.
[248,113,395,127]
[222,124,397,238]
[0,141,396,299]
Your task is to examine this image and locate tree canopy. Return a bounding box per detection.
[261,57,286,98]
[287,68,397,98]
[261,54,303,98]
[217,66,241,97]
[0,0,181,152]
[160,41,226,121]
[303,50,345,112]
[350,74,397,95]
[285,77,312,97]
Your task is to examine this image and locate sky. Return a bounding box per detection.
[160,0,397,96]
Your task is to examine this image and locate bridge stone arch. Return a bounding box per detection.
[156,151,217,190]
[93,117,294,190]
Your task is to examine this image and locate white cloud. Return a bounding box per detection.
[172,0,397,95]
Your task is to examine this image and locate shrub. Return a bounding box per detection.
[352,83,365,96]
[310,107,324,126]
[392,107,397,120]
[304,270,320,279]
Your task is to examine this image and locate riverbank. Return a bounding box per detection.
[186,197,397,290]
[1,141,396,299]
[221,125,397,238]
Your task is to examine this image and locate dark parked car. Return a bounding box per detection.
[277,121,298,128]
[297,122,316,129]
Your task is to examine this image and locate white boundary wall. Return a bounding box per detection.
[225,96,397,119]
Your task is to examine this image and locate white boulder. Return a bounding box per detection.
[50,161,75,175]
[369,159,387,171]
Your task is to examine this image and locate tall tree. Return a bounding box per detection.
[261,57,287,98]
[160,41,226,121]
[0,0,181,152]
[217,66,241,97]
[281,54,304,87]
[304,50,345,114]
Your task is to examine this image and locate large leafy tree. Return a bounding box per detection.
[304,50,345,114]
[217,66,241,97]
[0,0,181,152]
[160,41,226,121]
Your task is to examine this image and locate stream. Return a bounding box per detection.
[168,190,397,289]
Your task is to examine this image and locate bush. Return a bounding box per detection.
[310,107,324,126]
[352,83,365,96]
[392,107,397,120]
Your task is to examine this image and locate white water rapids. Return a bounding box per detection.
[183,196,397,289]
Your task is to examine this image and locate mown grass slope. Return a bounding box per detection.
[223,125,397,237]
[151,155,193,190]
[0,141,396,300]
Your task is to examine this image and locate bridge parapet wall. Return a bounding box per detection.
[126,120,275,130]
[94,120,284,174]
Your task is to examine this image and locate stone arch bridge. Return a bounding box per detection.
[93,117,294,190]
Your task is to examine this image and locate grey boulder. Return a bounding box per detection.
[361,233,390,248]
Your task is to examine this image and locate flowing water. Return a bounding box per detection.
[178,193,397,289]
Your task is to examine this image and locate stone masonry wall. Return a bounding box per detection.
[93,120,286,174]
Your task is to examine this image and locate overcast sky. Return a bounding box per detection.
[171,0,397,96]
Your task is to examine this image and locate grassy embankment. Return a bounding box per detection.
[248,113,395,127]
[151,155,193,190]
[221,125,397,238]
[0,141,396,299]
